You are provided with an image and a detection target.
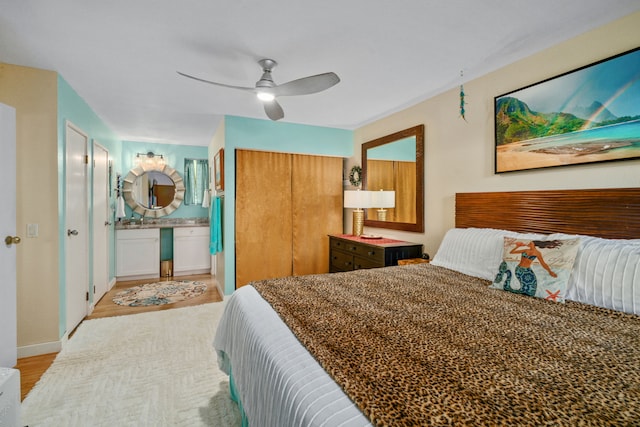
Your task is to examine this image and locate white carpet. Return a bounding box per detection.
[21,302,241,427]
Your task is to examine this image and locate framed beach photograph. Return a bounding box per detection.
[494,47,640,173]
[214,148,224,191]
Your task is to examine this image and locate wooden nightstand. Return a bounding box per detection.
[397,258,430,266]
[329,234,422,272]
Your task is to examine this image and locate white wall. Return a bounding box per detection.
[352,12,640,257]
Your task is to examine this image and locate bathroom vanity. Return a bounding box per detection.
[115,161,211,280]
[116,219,210,280]
[116,227,160,279]
[173,225,211,276]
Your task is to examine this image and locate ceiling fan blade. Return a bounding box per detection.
[273,72,340,97]
[177,71,254,92]
[263,99,284,121]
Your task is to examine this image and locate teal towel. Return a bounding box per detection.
[210,196,223,254]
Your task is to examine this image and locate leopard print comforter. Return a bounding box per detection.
[252,264,640,426]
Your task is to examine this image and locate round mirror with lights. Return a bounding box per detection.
[122,164,185,218]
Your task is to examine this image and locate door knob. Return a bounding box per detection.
[67,229,79,236]
[4,236,21,246]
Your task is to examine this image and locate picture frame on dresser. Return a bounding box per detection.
[494,47,640,173]
[214,148,224,191]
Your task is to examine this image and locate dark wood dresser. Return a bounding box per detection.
[329,234,423,273]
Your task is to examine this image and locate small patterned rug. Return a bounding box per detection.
[112,280,207,306]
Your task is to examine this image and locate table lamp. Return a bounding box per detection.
[344,190,374,236]
[371,190,395,221]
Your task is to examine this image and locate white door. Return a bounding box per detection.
[0,104,17,368]
[92,142,109,303]
[65,121,89,333]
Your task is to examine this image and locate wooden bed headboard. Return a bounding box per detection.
[455,188,640,240]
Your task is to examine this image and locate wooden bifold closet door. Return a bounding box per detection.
[235,150,342,288]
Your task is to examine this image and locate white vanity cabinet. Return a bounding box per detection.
[116,228,160,280]
[173,226,211,276]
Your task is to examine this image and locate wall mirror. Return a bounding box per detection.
[122,165,185,218]
[362,124,424,232]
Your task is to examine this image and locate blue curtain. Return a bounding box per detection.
[184,159,209,205]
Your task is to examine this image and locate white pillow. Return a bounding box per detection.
[550,233,640,315]
[432,228,549,281]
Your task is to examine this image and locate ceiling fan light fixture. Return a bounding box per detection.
[178,58,340,120]
[257,91,275,102]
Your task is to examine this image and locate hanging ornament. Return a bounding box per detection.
[459,70,467,122]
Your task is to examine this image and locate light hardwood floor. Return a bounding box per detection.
[15,274,223,401]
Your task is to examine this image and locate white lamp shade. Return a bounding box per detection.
[344,190,374,208]
[372,190,395,208]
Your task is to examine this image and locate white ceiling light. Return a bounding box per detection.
[256,91,275,102]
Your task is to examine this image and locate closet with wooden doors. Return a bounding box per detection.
[235,150,343,288]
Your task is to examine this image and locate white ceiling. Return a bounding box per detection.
[1,1,638,146]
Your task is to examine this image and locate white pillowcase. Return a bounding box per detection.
[549,233,640,315]
[433,228,640,315]
[431,228,548,281]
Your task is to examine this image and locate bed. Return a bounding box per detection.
[213,188,640,426]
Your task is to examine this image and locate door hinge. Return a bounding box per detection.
[84,154,89,164]
[86,291,89,301]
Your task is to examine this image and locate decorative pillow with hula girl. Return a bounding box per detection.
[491,237,581,303]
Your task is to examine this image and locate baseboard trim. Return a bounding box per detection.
[216,280,224,299]
[18,340,63,358]
[173,268,211,277]
[116,273,159,281]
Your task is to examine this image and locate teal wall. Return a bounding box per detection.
[57,75,122,338]
[367,136,416,161]
[56,76,208,338]
[120,140,209,219]
[55,79,353,328]
[222,115,354,294]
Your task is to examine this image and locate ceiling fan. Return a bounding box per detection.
[177,59,340,121]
